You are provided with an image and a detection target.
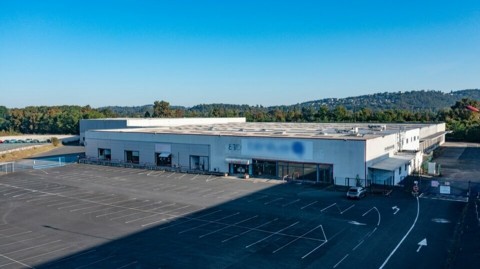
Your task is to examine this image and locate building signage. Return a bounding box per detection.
[439,185,451,194]
[241,139,313,160]
[384,145,395,152]
[226,143,242,151]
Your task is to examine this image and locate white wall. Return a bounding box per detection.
[365,135,397,162]
[419,123,446,139]
[401,129,420,151]
[86,130,367,181]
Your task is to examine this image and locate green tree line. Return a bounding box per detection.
[0,105,114,135]
[1,98,479,142]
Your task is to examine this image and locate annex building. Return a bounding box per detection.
[82,118,446,186]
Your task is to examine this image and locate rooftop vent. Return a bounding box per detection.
[368,124,386,131]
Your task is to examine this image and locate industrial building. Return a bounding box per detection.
[79,117,246,145]
[83,118,446,186]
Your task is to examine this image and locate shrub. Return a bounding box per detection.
[51,137,60,147]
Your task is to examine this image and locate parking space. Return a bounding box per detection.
[0,164,469,268]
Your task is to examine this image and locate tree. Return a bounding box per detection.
[153,101,172,118]
[144,111,151,118]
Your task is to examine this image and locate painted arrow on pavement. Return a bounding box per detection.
[417,238,427,252]
[392,206,400,215]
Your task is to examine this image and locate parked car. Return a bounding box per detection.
[0,140,3,144]
[346,186,366,199]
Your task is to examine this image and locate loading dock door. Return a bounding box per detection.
[190,156,209,171]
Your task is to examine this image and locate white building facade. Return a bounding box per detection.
[83,120,446,186]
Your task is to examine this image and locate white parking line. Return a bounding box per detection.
[247,195,268,203]
[170,186,190,192]
[109,210,150,221]
[202,190,226,197]
[3,231,32,238]
[43,249,97,265]
[86,200,139,214]
[58,202,94,210]
[143,214,182,227]
[0,235,45,247]
[86,195,120,203]
[26,194,54,203]
[12,192,34,198]
[333,254,349,268]
[0,227,18,232]
[46,200,80,208]
[340,204,355,214]
[379,197,419,269]
[321,203,337,212]
[22,245,73,262]
[95,207,134,218]
[301,226,328,259]
[222,218,279,243]
[199,215,258,239]
[301,201,318,210]
[0,254,33,269]
[116,261,138,269]
[264,198,284,205]
[282,199,301,208]
[125,205,191,224]
[3,189,27,196]
[4,240,62,255]
[74,255,115,269]
[154,210,223,230]
[8,191,33,199]
[178,212,240,234]
[245,221,299,249]
[362,206,381,226]
[206,176,216,182]
[272,224,323,254]
[70,204,106,212]
[352,240,364,251]
[15,193,48,201]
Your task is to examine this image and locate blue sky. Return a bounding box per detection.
[1,0,479,108]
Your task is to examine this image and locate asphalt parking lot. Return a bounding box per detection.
[0,162,471,269]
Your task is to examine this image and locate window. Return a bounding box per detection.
[125,150,139,164]
[252,160,277,177]
[98,148,111,160]
[156,152,171,166]
[399,166,402,175]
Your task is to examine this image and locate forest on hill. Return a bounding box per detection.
[1,89,479,142]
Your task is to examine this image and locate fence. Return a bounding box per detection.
[0,155,80,174]
[78,157,227,176]
[333,176,394,195]
[0,162,15,174]
[402,175,478,202]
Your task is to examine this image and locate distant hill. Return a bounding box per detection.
[98,89,480,116]
[295,89,480,111]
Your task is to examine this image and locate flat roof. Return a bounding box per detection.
[369,154,415,171]
[91,122,443,140]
